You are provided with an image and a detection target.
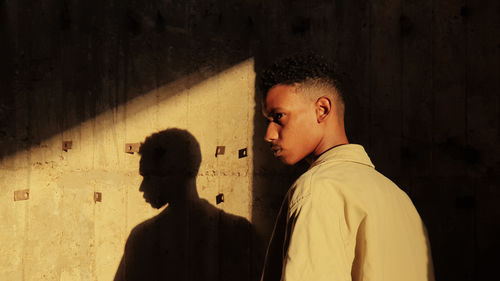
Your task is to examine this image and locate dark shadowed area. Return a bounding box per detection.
[0,0,253,160]
[251,1,500,281]
[114,129,257,281]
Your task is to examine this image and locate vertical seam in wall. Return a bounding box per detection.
[248,60,253,223]
[23,68,34,281]
[498,2,500,143]
[216,62,221,208]
[23,162,29,281]
[463,0,476,278]
[216,58,223,281]
[186,5,192,275]
[58,184,65,280]
[91,91,96,170]
[112,103,119,165]
[498,1,500,143]
[400,0,405,191]
[464,0,469,154]
[58,23,65,280]
[186,75,190,134]
[92,178,97,279]
[214,57,224,278]
[112,45,120,165]
[248,60,254,279]
[430,0,435,178]
[123,28,129,242]
[367,0,372,153]
[155,52,160,131]
[113,16,121,166]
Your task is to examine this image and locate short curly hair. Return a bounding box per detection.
[257,52,343,100]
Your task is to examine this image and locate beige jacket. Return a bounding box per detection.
[261,144,434,281]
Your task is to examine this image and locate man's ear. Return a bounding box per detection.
[315,96,332,123]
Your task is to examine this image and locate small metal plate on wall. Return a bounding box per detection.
[215,146,225,157]
[94,192,102,203]
[62,141,72,151]
[14,189,30,201]
[125,143,140,154]
[216,193,224,204]
[238,148,248,158]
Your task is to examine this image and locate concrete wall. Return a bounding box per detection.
[1,0,259,279]
[0,59,256,280]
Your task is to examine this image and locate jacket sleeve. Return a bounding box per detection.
[281,182,351,281]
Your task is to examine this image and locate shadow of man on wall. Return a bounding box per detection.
[115,128,256,281]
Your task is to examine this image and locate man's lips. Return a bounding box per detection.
[271,145,282,156]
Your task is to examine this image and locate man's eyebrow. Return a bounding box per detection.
[269,108,285,115]
[263,109,277,119]
[262,106,286,119]
[262,107,275,118]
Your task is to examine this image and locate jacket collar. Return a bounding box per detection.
[309,144,375,169]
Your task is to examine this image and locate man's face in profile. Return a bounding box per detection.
[263,84,319,165]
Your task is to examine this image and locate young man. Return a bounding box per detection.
[258,54,435,281]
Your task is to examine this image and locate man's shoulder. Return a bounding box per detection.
[287,163,346,209]
[288,158,394,210]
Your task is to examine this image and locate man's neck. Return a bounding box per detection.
[307,142,349,165]
[314,135,348,156]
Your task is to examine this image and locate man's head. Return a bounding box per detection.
[258,53,348,165]
[138,128,201,208]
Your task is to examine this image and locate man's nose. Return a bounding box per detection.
[264,123,278,143]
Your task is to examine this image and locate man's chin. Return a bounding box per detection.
[278,156,299,166]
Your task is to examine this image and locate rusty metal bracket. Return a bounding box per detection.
[14,189,30,201]
[216,193,224,204]
[215,146,226,157]
[125,143,140,154]
[94,192,102,203]
[238,148,247,158]
[62,141,72,152]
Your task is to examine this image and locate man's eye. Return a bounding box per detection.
[275,113,283,120]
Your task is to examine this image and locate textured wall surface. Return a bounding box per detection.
[0,57,257,280]
[0,0,259,280]
[1,0,499,281]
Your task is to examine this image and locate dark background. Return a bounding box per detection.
[1,0,499,280]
